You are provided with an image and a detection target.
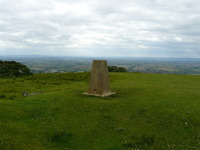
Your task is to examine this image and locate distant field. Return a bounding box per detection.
[0,72,200,149]
[1,56,200,74]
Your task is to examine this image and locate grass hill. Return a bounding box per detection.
[0,72,199,150]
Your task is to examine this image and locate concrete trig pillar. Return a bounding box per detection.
[84,60,115,97]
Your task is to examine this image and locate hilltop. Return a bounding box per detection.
[0,72,199,149]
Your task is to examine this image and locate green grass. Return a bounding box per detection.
[0,72,200,150]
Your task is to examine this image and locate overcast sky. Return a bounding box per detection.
[0,0,200,58]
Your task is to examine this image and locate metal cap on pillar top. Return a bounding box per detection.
[84,60,115,97]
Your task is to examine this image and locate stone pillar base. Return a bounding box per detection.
[83,92,116,97]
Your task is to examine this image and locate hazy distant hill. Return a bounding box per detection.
[1,56,200,74]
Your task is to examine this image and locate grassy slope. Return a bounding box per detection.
[0,72,200,150]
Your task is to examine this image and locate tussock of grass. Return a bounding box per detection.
[0,72,200,149]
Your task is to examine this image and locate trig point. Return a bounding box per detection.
[84,60,115,97]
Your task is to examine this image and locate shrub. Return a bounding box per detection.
[0,60,32,77]
[108,66,127,72]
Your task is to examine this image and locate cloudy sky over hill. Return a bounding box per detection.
[0,0,200,57]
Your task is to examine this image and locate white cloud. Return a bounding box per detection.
[0,0,200,57]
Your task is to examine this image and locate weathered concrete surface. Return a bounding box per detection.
[84,60,115,97]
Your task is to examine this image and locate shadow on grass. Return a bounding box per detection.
[122,135,155,149]
[48,130,73,149]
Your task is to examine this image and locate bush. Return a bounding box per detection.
[0,60,32,77]
[108,66,127,72]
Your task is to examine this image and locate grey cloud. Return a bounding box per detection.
[0,0,200,57]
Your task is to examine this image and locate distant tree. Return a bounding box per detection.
[108,66,127,72]
[116,67,127,72]
[0,60,32,77]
